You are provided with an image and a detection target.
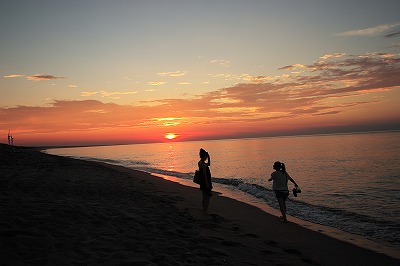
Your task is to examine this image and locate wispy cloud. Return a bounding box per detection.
[148,81,166,86]
[390,42,400,49]
[83,109,110,114]
[158,71,187,77]
[81,90,137,99]
[242,75,278,83]
[209,73,251,81]
[99,91,137,97]
[4,74,23,78]
[26,74,64,81]
[385,31,400,38]
[336,22,400,37]
[210,59,231,67]
[278,64,307,71]
[81,91,98,97]
[319,53,346,60]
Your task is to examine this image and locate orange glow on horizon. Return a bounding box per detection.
[164,133,178,140]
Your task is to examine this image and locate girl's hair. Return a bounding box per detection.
[199,148,208,158]
[281,163,286,172]
[273,161,286,172]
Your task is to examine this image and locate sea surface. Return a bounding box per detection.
[46,131,400,250]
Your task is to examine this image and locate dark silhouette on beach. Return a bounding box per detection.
[268,161,299,222]
[198,148,212,211]
[7,129,14,146]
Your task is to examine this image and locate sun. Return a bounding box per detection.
[164,133,177,140]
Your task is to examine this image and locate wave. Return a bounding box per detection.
[70,156,149,166]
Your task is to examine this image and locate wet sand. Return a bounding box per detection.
[1,144,399,265]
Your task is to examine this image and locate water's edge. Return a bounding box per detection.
[46,151,400,260]
[149,171,400,261]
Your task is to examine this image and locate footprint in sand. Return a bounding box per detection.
[284,248,303,256]
[260,249,275,255]
[220,240,243,247]
[244,233,260,238]
[264,240,278,247]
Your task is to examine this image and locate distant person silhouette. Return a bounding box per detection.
[198,148,212,211]
[8,130,11,145]
[268,161,299,222]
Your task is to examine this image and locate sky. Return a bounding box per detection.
[1,0,400,146]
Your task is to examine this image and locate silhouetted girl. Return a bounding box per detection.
[268,161,299,222]
[198,148,212,211]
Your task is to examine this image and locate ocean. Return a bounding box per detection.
[45,131,400,250]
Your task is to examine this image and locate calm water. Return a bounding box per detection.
[46,131,400,249]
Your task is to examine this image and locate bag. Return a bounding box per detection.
[193,170,202,184]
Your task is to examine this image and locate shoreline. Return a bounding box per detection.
[1,144,399,265]
[151,172,400,260]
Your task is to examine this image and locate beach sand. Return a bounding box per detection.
[1,144,399,265]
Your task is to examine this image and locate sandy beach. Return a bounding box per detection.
[1,144,399,265]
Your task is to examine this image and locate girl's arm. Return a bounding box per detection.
[201,161,209,187]
[268,172,274,181]
[287,173,298,187]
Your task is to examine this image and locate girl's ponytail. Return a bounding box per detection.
[281,163,286,173]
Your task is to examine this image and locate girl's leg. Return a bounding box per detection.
[202,190,210,211]
[277,197,287,221]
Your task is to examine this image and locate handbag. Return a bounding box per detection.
[193,170,202,184]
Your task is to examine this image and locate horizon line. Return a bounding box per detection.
[14,129,399,150]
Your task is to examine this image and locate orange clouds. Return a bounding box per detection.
[1,52,399,146]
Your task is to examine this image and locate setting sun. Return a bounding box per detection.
[164,133,177,140]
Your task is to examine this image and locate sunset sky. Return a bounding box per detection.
[1,1,400,146]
